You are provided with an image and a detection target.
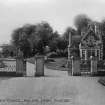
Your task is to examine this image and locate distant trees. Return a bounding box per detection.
[48,31,60,52]
[1,44,16,57]
[56,37,68,56]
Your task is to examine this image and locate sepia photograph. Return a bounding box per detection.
[0,0,105,105]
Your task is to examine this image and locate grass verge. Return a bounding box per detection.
[98,77,105,86]
[45,57,68,71]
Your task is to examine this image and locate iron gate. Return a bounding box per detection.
[80,60,91,73]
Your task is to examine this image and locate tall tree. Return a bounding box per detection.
[11,25,36,58]
[2,44,16,57]
[74,14,92,34]
[56,37,68,56]
[48,31,60,52]
[63,27,77,44]
[11,22,55,57]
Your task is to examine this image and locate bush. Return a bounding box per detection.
[0,60,7,68]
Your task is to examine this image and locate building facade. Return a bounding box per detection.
[79,23,103,61]
[68,22,104,75]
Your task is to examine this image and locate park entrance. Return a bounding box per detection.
[80,60,91,74]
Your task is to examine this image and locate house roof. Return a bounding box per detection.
[72,35,81,42]
[81,23,102,43]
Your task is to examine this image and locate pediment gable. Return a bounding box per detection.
[81,25,102,48]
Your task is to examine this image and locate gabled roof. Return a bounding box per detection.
[81,23,102,43]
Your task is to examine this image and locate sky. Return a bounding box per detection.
[0,0,105,44]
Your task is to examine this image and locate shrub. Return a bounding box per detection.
[0,60,7,68]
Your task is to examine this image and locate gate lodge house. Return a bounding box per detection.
[69,22,104,75]
[79,23,103,61]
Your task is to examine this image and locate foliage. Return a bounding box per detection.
[0,60,7,68]
[48,31,60,52]
[62,26,80,57]
[11,22,56,57]
[2,44,16,57]
[74,14,92,34]
[56,37,68,56]
[63,27,77,43]
[10,14,105,59]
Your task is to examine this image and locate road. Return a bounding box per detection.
[0,77,104,105]
[0,62,105,105]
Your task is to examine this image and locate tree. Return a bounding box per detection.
[11,21,55,57]
[63,27,77,44]
[35,22,53,45]
[11,25,36,58]
[74,14,92,34]
[48,31,60,52]
[2,44,16,57]
[56,37,68,56]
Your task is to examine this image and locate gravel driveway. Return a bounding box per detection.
[0,76,104,105]
[0,62,105,105]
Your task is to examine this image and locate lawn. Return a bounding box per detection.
[45,57,68,71]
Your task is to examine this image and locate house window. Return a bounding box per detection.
[87,49,95,59]
[97,50,100,60]
[82,50,85,59]
[91,50,95,57]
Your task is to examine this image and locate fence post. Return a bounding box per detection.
[67,57,72,76]
[35,55,44,77]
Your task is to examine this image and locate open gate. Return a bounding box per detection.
[80,60,91,75]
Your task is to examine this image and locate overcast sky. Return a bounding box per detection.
[0,0,105,44]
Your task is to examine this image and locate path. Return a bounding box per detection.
[0,61,105,105]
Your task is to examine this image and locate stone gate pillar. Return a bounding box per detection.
[90,56,97,75]
[16,56,24,76]
[67,57,72,76]
[23,59,27,76]
[71,57,81,76]
[35,55,44,77]
[16,49,26,76]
